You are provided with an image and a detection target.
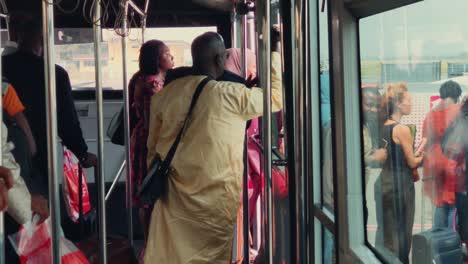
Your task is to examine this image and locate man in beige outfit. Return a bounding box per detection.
[144,32,283,263]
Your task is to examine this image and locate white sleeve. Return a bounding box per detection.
[2,122,32,224]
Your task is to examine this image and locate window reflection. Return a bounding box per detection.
[360,1,468,263]
[318,0,334,215]
[322,228,335,264]
[318,0,335,262]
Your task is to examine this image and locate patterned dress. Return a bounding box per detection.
[129,73,164,207]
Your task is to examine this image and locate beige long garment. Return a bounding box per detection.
[2,122,32,224]
[144,52,282,264]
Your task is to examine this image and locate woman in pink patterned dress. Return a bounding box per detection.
[129,40,174,250]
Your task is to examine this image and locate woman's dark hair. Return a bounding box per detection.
[439,80,462,101]
[462,98,468,117]
[139,39,165,75]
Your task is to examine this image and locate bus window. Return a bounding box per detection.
[359,1,468,262]
[54,26,216,90]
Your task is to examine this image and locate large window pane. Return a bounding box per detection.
[322,227,336,264]
[54,27,216,90]
[360,1,468,263]
[318,0,334,215]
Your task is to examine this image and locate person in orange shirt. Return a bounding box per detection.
[2,80,37,156]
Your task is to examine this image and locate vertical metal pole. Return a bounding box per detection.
[93,1,107,263]
[292,0,306,261]
[240,5,249,263]
[231,12,238,49]
[142,0,150,43]
[42,1,61,263]
[0,13,4,264]
[241,9,248,78]
[121,2,134,247]
[258,0,273,262]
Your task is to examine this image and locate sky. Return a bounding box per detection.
[320,0,468,61]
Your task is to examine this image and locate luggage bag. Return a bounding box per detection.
[412,227,462,264]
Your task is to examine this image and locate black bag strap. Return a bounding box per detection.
[158,76,212,168]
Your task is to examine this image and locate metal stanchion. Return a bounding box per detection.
[231,12,238,49]
[142,0,150,42]
[93,1,107,263]
[42,1,62,263]
[240,5,250,263]
[0,11,4,264]
[121,0,134,247]
[257,0,273,262]
[292,0,306,260]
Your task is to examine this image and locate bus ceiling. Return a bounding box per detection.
[1,0,235,28]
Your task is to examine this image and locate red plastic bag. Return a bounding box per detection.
[272,167,288,199]
[8,217,90,264]
[63,148,91,222]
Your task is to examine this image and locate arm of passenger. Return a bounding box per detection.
[2,122,32,224]
[221,51,283,120]
[146,96,162,168]
[421,115,433,147]
[270,52,283,112]
[55,67,88,160]
[394,125,423,169]
[13,112,37,156]
[362,127,373,164]
[2,85,25,117]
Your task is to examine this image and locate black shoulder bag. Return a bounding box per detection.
[137,77,211,206]
[107,108,125,145]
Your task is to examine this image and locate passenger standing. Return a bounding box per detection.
[422,81,463,229]
[128,40,174,253]
[361,86,387,247]
[2,12,32,56]
[2,15,97,188]
[225,48,257,79]
[144,32,283,263]
[362,86,388,186]
[441,98,468,243]
[375,82,423,263]
[223,47,259,263]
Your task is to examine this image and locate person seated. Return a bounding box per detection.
[1,120,49,263]
[0,166,13,212]
[3,79,37,156]
[2,78,46,199]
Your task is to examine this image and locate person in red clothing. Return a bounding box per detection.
[422,80,464,228]
[128,39,174,261]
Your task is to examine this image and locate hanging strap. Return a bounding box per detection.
[158,76,212,169]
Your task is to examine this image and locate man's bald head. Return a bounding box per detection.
[191,32,227,78]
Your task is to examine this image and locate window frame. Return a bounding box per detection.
[323,0,424,263]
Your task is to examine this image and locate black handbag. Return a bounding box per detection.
[107,102,137,146]
[137,77,212,206]
[107,108,125,145]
